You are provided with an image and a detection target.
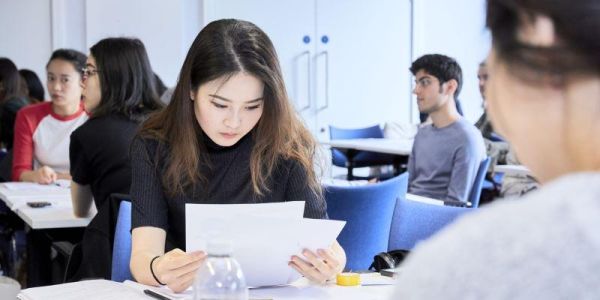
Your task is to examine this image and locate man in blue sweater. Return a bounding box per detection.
[408,54,486,203]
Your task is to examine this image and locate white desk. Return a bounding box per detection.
[322,138,413,179]
[250,280,395,299]
[405,193,444,206]
[0,182,95,287]
[18,276,396,300]
[494,164,532,177]
[0,182,93,229]
[322,138,413,156]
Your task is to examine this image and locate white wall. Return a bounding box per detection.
[413,0,491,122]
[0,0,53,87]
[0,0,203,89]
[0,0,489,122]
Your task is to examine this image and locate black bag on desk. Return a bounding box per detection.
[369,249,410,272]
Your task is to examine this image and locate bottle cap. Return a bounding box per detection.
[206,240,234,256]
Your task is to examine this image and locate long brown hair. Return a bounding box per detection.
[140,19,320,197]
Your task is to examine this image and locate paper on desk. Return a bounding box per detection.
[185,201,345,288]
[124,280,192,299]
[3,179,70,191]
[17,279,147,300]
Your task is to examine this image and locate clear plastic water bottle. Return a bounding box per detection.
[193,240,248,300]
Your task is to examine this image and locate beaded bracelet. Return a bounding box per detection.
[150,255,166,285]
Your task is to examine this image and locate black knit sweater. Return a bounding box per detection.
[130,132,327,251]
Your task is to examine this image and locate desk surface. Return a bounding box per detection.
[0,182,93,229]
[494,164,532,177]
[19,276,396,300]
[322,138,413,156]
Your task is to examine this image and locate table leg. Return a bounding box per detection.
[345,149,357,180]
[26,227,51,287]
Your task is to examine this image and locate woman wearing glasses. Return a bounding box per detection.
[12,49,88,184]
[394,0,600,298]
[65,37,163,280]
[70,37,163,217]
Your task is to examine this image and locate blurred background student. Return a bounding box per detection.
[12,49,87,184]
[0,58,29,152]
[19,69,45,103]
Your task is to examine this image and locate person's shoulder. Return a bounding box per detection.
[396,172,600,298]
[15,102,52,125]
[85,114,136,128]
[18,101,51,115]
[453,118,484,141]
[3,96,30,109]
[131,133,167,157]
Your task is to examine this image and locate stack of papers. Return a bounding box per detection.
[185,201,345,287]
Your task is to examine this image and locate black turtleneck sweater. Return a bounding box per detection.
[130,132,327,251]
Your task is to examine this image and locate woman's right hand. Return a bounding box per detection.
[32,166,58,184]
[152,249,206,293]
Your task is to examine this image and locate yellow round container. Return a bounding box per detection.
[336,272,361,286]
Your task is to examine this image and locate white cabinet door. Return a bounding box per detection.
[203,0,318,132]
[314,0,412,140]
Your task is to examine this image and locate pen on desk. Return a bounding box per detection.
[143,289,171,300]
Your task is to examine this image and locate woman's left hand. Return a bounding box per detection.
[289,247,344,284]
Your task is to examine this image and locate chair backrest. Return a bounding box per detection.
[329,125,391,167]
[111,200,133,282]
[325,173,408,271]
[388,197,473,251]
[467,157,491,208]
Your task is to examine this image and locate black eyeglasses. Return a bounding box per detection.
[81,67,100,79]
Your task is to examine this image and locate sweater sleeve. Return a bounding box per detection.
[69,129,91,185]
[11,109,35,181]
[284,159,327,219]
[446,141,481,202]
[130,137,170,231]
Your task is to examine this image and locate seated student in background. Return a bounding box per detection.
[394,0,600,297]
[407,54,486,203]
[12,49,88,184]
[64,38,164,281]
[70,38,164,217]
[474,61,496,139]
[0,58,30,151]
[476,60,537,199]
[19,69,45,103]
[129,19,346,292]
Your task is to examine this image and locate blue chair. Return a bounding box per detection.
[329,125,396,180]
[388,197,473,251]
[468,157,492,208]
[325,173,408,271]
[111,200,133,282]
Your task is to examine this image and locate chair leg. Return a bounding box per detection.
[347,166,354,180]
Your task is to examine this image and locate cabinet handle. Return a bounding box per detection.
[298,50,311,112]
[317,50,329,112]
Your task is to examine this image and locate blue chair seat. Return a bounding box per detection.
[389,197,473,251]
[329,125,396,179]
[111,199,133,282]
[325,173,408,271]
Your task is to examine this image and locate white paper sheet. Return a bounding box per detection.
[2,179,70,191]
[185,201,345,287]
[18,280,146,300]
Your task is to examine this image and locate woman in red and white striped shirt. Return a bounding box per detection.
[12,49,88,184]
